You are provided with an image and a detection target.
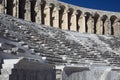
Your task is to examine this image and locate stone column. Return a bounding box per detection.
[4,0,7,13]
[78,14,86,33]
[104,18,110,35]
[24,0,31,21]
[96,17,103,34]
[35,1,42,24]
[44,4,51,26]
[87,16,94,33]
[108,19,112,35]
[13,0,19,18]
[52,7,60,28]
[113,20,119,36]
[0,0,5,13]
[118,21,120,35]
[62,10,69,30]
[71,11,77,31]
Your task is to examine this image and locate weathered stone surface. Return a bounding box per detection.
[0,13,120,80]
[0,58,56,80]
[0,13,120,66]
[63,66,120,80]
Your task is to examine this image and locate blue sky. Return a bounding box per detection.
[60,0,120,12]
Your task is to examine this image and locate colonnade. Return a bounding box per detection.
[0,0,120,36]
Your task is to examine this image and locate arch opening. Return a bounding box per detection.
[6,0,13,15]
[41,0,46,24]
[19,0,26,19]
[102,15,108,35]
[50,3,55,27]
[110,15,117,35]
[31,0,37,22]
[68,8,73,30]
[59,5,65,29]
[76,10,82,32]
[85,12,91,33]
[94,13,100,34]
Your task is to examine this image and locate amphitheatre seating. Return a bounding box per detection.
[0,14,120,67]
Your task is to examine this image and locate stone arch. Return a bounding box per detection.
[102,15,108,35]
[110,15,118,35]
[19,0,26,19]
[76,10,82,32]
[84,12,93,33]
[50,4,60,28]
[59,5,66,29]
[68,8,74,30]
[93,13,100,34]
[41,0,46,24]
[43,2,54,26]
[6,0,13,15]
[49,3,55,27]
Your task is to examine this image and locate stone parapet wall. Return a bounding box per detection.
[0,0,120,36]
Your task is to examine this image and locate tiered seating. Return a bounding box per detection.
[0,14,120,67]
[0,59,20,80]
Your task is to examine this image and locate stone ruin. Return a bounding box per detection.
[0,13,120,80]
[0,0,120,36]
[0,0,120,80]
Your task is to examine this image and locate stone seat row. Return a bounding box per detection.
[1,17,120,66]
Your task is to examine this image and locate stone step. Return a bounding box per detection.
[2,59,20,69]
[0,70,10,80]
[0,74,9,79]
[1,68,12,75]
[0,59,21,80]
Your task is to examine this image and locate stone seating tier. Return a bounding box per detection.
[0,14,120,66]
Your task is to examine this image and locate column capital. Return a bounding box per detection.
[72,11,78,15]
[79,14,86,19]
[83,14,87,17]
[64,9,70,13]
[99,17,104,21]
[53,6,61,11]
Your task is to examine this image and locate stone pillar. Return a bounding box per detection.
[52,7,60,28]
[104,19,110,35]
[71,11,77,31]
[24,0,31,21]
[56,65,65,80]
[0,0,5,13]
[96,17,103,34]
[78,14,86,33]
[4,0,7,13]
[113,20,120,36]
[118,21,120,35]
[44,4,51,26]
[13,0,19,18]
[108,19,112,35]
[87,16,94,33]
[35,1,42,24]
[62,10,69,30]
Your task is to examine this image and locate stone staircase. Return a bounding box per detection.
[0,59,20,80]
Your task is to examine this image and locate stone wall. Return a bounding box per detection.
[0,0,120,36]
[9,58,56,80]
[62,66,120,80]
